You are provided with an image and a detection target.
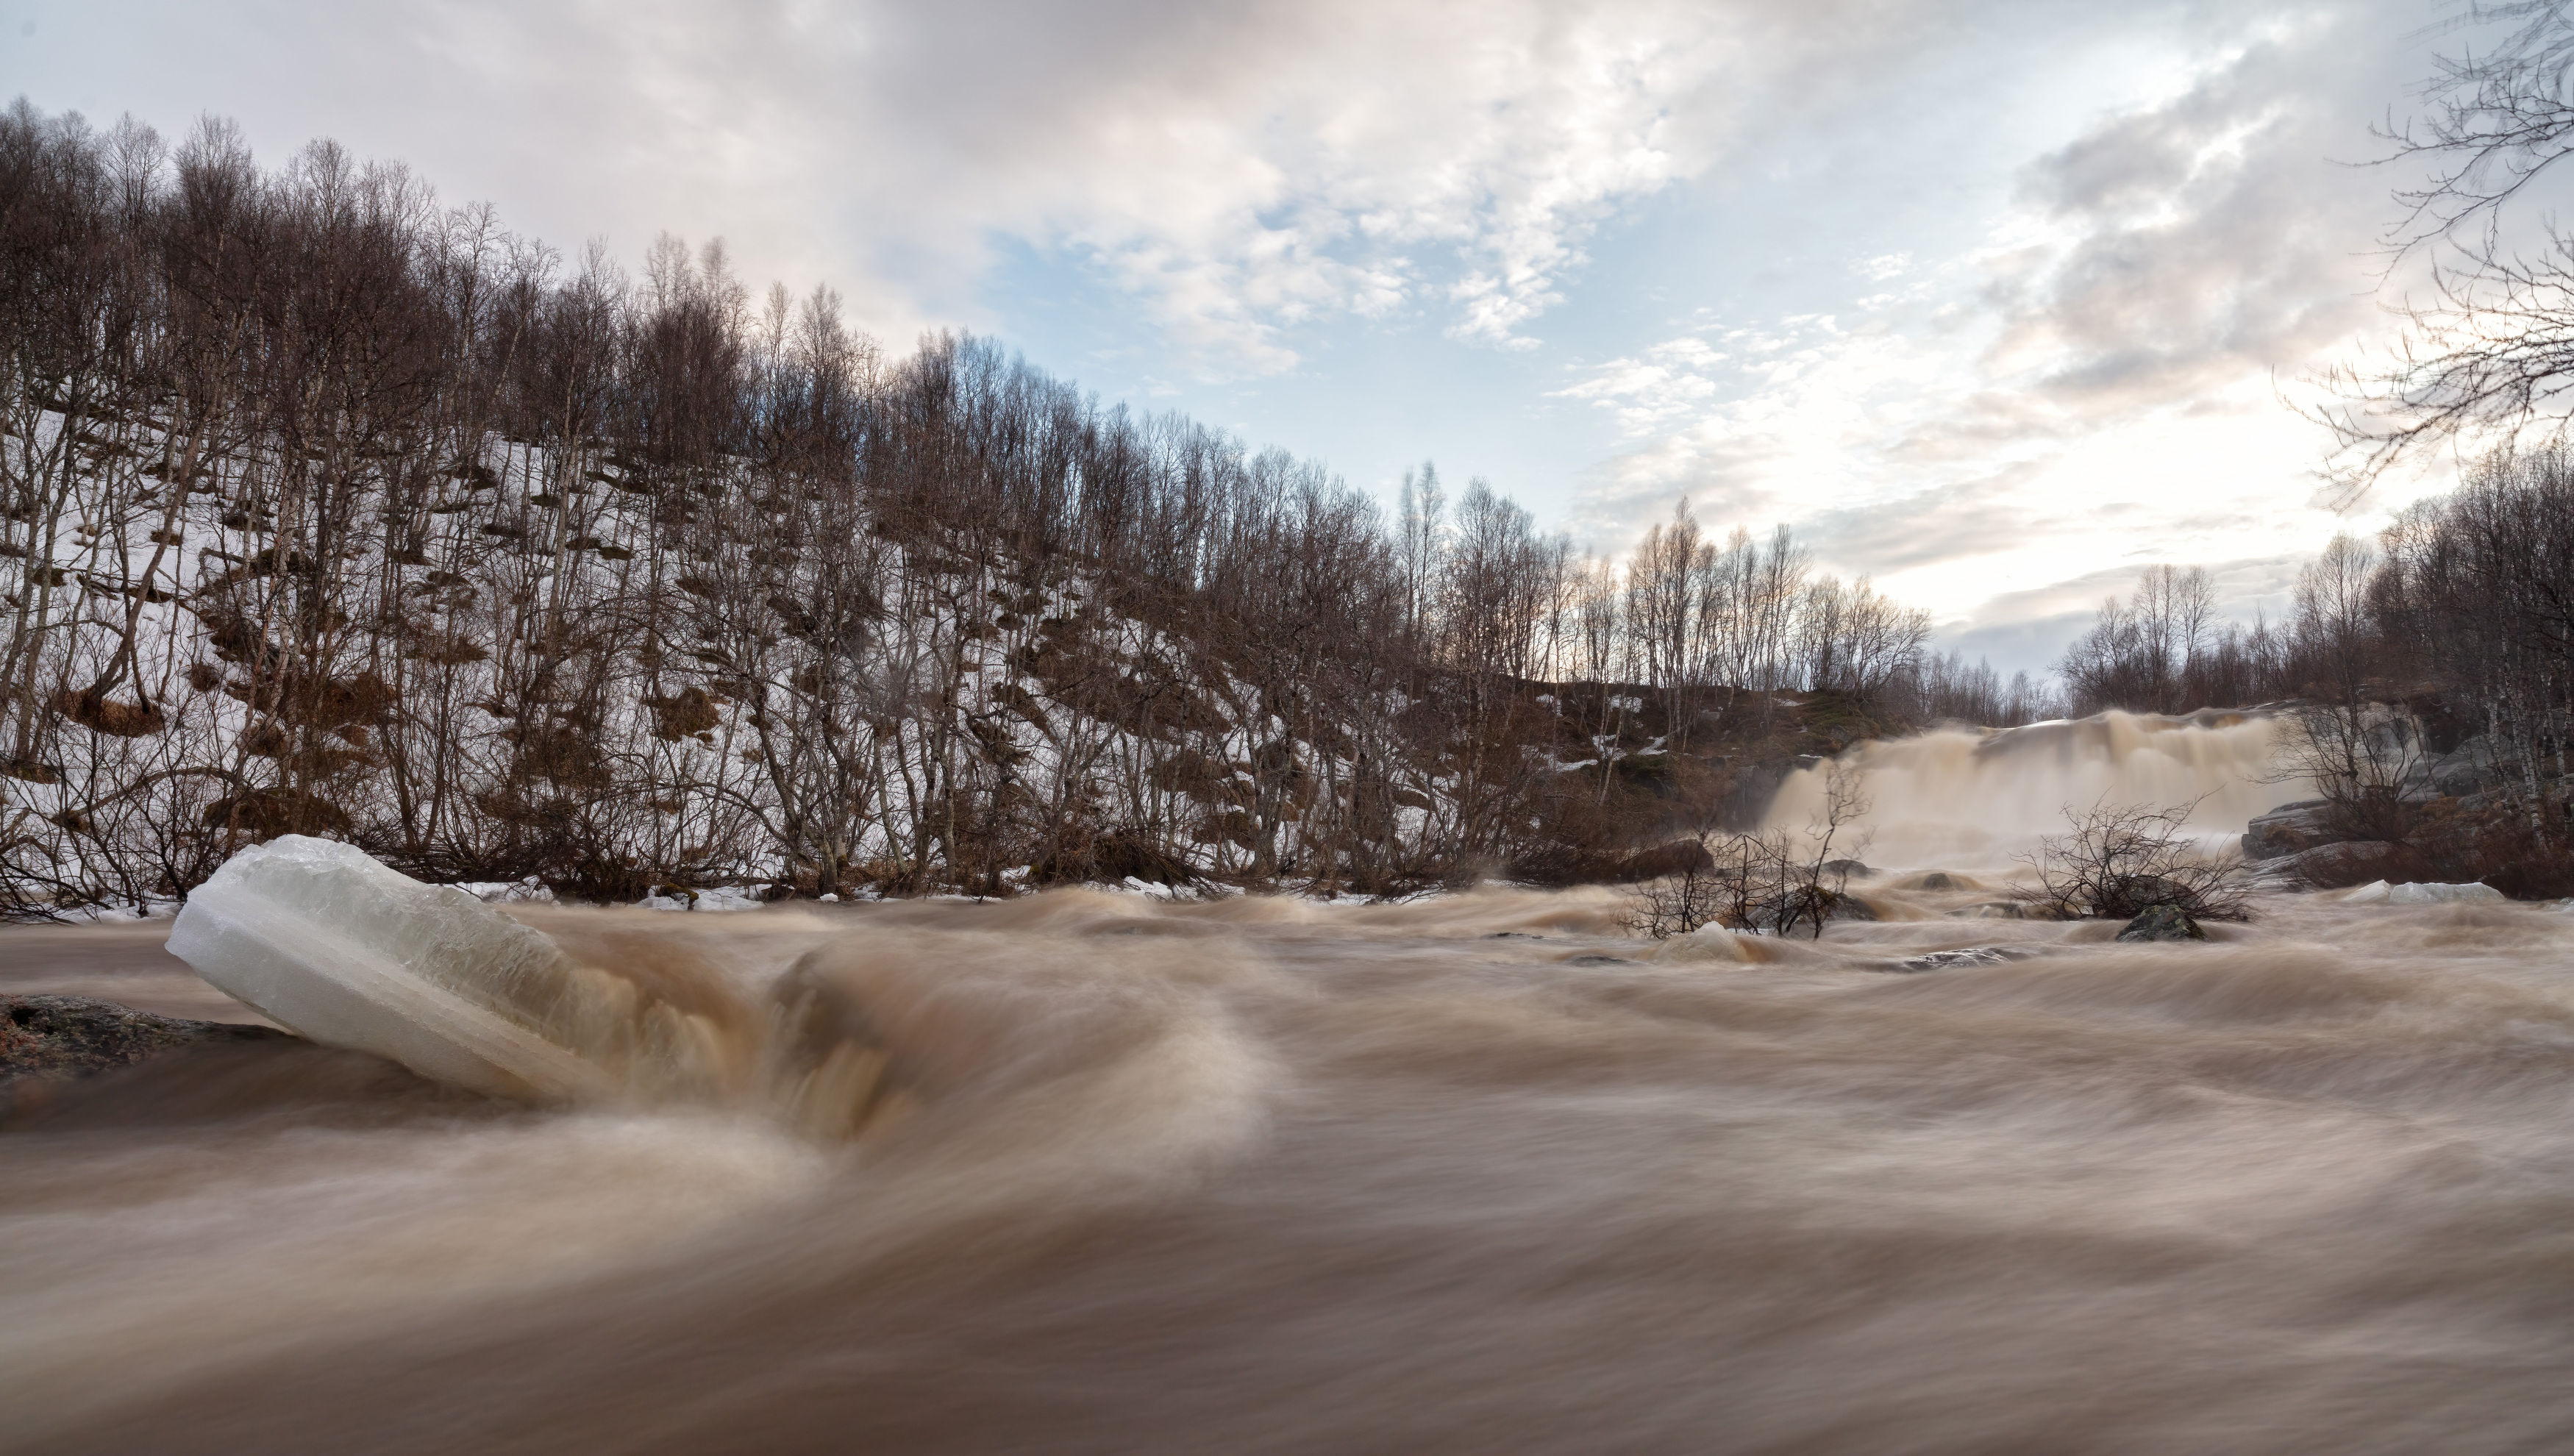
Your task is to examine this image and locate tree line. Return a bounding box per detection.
[0,101,2000,913]
[2053,454,2574,891]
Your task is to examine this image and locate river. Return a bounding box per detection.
[7,715,2573,1453]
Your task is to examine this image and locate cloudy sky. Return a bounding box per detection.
[0,1,2492,672]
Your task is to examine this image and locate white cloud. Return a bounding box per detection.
[1551,1,2453,670]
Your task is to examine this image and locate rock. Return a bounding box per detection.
[1914,872,1961,891]
[1894,946,2017,972]
[2429,735,2507,796]
[2242,800,2336,861]
[1946,902,2025,920]
[1822,858,1873,879]
[2272,839,2398,889]
[1822,891,1878,921]
[1566,954,1636,966]
[2115,904,2206,942]
[1616,840,1714,882]
[1,993,288,1085]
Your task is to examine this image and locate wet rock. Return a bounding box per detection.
[1894,946,2017,972]
[1616,840,1714,882]
[1822,858,1873,879]
[1,993,288,1085]
[1566,954,1637,966]
[1947,902,2025,920]
[2242,800,2336,861]
[2272,840,2399,890]
[2115,904,2206,943]
[2429,735,2507,796]
[1822,891,1878,921]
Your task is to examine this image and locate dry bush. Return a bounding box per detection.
[1625,762,1867,940]
[2017,799,2248,921]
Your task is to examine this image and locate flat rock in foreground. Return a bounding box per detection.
[1,992,292,1085]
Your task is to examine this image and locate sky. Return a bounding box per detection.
[0,1,2500,675]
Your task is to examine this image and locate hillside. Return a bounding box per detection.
[0,107,2005,914]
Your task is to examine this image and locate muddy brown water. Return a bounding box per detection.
[7,882,2574,1454]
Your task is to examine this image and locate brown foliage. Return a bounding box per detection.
[644,686,721,742]
[54,688,165,738]
[202,789,353,841]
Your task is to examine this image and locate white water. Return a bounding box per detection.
[1764,709,2307,871]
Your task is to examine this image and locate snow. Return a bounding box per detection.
[636,885,769,912]
[452,877,555,904]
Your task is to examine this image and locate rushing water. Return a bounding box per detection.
[1764,709,2300,869]
[8,718,2574,1454]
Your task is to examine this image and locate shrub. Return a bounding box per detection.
[2018,799,2248,921]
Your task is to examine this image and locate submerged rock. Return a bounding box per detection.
[2115,904,2206,943]
[1,993,288,1085]
[1947,902,2025,920]
[1894,946,2017,972]
[1822,891,1878,922]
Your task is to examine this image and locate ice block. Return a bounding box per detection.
[168,836,730,1102]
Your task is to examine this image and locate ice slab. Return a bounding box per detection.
[2339,879,2505,905]
[168,836,743,1103]
[2388,881,2506,904]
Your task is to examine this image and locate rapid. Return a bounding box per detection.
[9,713,2574,1454]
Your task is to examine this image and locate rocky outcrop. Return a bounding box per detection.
[2243,800,2337,861]
[2267,839,2400,890]
[1616,840,1716,882]
[0,993,288,1085]
[2420,735,2508,799]
[2115,904,2206,942]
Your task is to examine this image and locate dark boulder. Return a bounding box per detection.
[1,993,288,1085]
[2272,839,2399,889]
[1822,858,1873,879]
[2242,800,2336,861]
[1822,891,1878,921]
[2428,735,2507,796]
[2116,904,2206,943]
[1616,840,1714,882]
